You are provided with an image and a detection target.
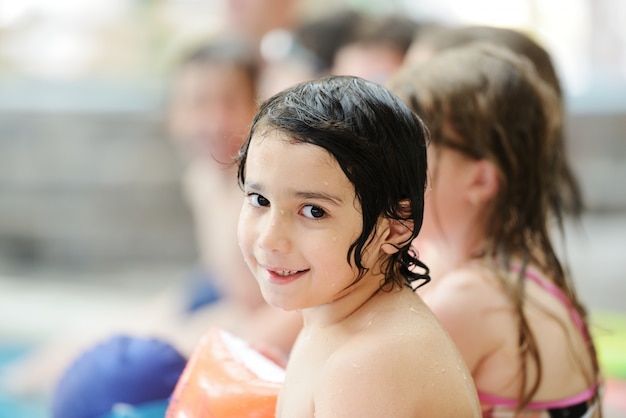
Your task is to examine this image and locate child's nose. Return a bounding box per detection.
[257,209,291,254]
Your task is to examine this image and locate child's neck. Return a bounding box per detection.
[300,274,389,330]
[420,231,488,279]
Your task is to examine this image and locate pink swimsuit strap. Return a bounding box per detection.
[478,265,596,410]
[478,386,596,409]
[512,265,591,341]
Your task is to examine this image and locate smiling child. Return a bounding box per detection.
[236,75,481,417]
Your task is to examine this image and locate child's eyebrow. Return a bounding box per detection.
[244,182,344,205]
[292,190,344,206]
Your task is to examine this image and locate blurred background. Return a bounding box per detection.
[0,0,625,417]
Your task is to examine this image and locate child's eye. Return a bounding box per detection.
[301,205,326,219]
[248,193,270,208]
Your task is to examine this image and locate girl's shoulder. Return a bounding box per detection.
[424,262,510,311]
[420,263,516,371]
[315,311,480,417]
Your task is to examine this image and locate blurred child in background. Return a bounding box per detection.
[1,36,302,411]
[404,24,584,222]
[165,35,303,360]
[388,42,601,417]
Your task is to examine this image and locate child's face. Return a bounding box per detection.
[168,63,257,162]
[238,132,383,312]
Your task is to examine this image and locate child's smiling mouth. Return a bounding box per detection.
[264,267,310,283]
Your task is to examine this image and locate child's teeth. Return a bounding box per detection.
[276,270,298,276]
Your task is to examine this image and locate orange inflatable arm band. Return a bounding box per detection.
[166,327,284,418]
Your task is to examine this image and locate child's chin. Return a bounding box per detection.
[262,294,298,312]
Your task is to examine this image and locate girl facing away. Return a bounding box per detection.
[236,75,481,417]
[387,43,602,417]
[404,24,584,224]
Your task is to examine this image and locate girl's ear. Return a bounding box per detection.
[466,159,499,205]
[381,200,414,255]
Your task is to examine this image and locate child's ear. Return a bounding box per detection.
[466,159,499,205]
[381,200,414,255]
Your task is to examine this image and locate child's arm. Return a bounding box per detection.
[245,305,302,368]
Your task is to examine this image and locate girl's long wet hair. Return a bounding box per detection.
[409,24,584,221]
[237,75,431,290]
[388,43,599,412]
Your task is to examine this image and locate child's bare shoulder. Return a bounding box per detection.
[311,309,479,417]
[420,265,515,372]
[424,264,509,316]
[441,263,504,293]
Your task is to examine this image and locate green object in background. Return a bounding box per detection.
[591,311,626,379]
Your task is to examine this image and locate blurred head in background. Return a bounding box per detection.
[225,0,300,43]
[166,35,259,164]
[330,13,422,84]
[405,24,584,221]
[294,9,363,76]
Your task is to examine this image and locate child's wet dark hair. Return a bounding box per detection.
[238,75,430,289]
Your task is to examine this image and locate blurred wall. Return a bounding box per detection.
[566,109,626,213]
[0,88,197,276]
